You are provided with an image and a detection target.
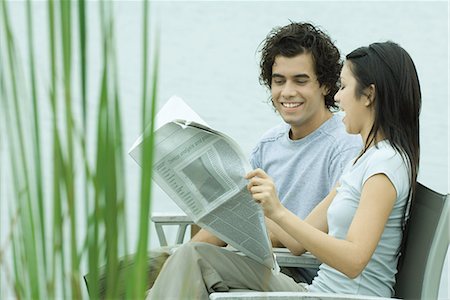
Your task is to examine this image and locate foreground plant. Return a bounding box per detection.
[0,0,158,298]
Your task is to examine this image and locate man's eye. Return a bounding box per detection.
[296,80,307,85]
[273,79,284,85]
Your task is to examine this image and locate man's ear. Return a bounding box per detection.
[322,85,330,96]
[365,84,376,106]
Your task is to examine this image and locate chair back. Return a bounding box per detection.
[394,182,449,299]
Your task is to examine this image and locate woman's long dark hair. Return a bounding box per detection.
[346,41,421,267]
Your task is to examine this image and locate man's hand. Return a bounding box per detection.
[190,228,227,247]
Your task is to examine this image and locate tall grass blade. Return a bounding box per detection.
[91,62,108,300]
[78,0,87,129]
[77,1,92,274]
[105,5,125,299]
[0,15,25,297]
[59,1,82,297]
[46,0,64,298]
[26,1,48,294]
[131,0,158,298]
[1,0,42,298]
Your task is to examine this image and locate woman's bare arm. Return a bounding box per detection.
[247,168,396,278]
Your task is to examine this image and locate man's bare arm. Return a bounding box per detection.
[190,228,227,247]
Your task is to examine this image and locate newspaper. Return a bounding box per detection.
[129,96,278,270]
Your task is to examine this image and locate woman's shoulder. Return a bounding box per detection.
[364,141,410,194]
[369,141,405,166]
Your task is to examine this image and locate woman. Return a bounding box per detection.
[147,41,421,299]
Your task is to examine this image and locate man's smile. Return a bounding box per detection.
[281,102,304,108]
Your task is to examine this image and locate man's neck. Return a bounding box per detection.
[289,110,333,140]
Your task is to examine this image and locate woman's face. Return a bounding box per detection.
[334,61,374,140]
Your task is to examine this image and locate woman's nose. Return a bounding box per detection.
[334,92,343,110]
[334,90,340,103]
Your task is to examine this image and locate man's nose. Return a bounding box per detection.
[281,81,296,98]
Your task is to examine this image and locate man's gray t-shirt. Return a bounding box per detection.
[250,114,362,219]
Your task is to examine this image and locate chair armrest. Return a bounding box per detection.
[273,248,320,268]
[210,291,393,300]
[151,213,193,246]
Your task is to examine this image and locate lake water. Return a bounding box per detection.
[1,1,448,298]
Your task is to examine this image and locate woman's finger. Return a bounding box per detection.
[245,168,269,180]
[249,185,266,194]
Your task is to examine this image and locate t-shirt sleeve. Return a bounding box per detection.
[249,143,262,169]
[362,150,408,198]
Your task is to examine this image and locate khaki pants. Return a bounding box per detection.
[84,246,173,299]
[147,242,307,300]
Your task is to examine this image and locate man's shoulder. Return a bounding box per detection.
[321,114,361,148]
[249,122,287,164]
[258,122,289,143]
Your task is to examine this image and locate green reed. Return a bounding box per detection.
[0,0,158,298]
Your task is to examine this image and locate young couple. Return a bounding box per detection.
[147,22,421,299]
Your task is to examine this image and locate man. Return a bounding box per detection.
[191,21,361,283]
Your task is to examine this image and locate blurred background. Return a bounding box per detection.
[1,1,448,298]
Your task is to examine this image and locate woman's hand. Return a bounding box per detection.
[245,168,286,221]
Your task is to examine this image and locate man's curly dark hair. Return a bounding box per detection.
[259,22,342,110]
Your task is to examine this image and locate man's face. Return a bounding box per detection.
[271,53,330,139]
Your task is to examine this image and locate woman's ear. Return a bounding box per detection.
[364,84,376,106]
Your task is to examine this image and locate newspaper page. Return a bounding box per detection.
[129,97,277,270]
[128,95,209,160]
